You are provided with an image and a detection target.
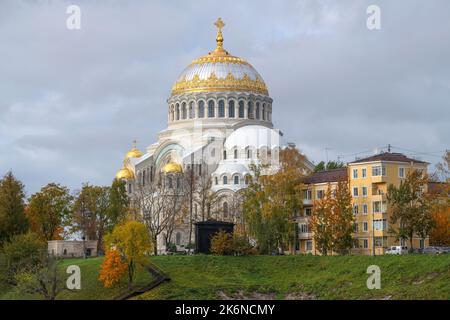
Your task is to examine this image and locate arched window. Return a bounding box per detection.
[182,102,187,119]
[176,232,181,245]
[223,176,228,184]
[170,105,174,121]
[228,100,235,118]
[208,100,215,117]
[223,150,227,160]
[238,101,245,118]
[218,100,225,118]
[176,176,180,189]
[234,175,239,185]
[223,202,228,218]
[215,177,218,185]
[175,103,180,120]
[189,101,195,118]
[256,102,260,120]
[234,149,238,159]
[262,104,266,120]
[198,101,205,118]
[247,148,252,159]
[168,176,173,188]
[248,101,254,119]
[211,148,215,157]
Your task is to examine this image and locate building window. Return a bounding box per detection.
[362,204,368,214]
[399,167,405,178]
[305,208,312,216]
[303,189,312,200]
[353,187,359,197]
[168,176,173,189]
[248,101,254,119]
[300,224,309,233]
[176,103,180,120]
[372,165,386,177]
[362,186,368,197]
[238,101,245,118]
[218,100,225,118]
[262,104,266,120]
[182,102,187,119]
[234,175,239,185]
[223,176,228,184]
[223,150,227,160]
[255,102,260,119]
[373,201,381,213]
[223,202,228,218]
[234,149,238,159]
[228,100,235,118]
[353,169,358,179]
[306,241,313,251]
[189,101,195,118]
[128,183,132,193]
[215,177,218,185]
[419,239,424,249]
[363,239,369,249]
[208,100,215,117]
[198,101,205,118]
[247,149,252,159]
[362,168,367,178]
[353,205,359,215]
[374,236,387,247]
[176,232,181,245]
[317,190,324,199]
[373,219,387,231]
[363,221,368,232]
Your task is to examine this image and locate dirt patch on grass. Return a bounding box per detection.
[284,292,317,300]
[217,290,276,300]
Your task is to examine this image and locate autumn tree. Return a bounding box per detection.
[243,146,310,254]
[309,181,354,255]
[104,220,151,288]
[387,170,435,252]
[0,172,29,245]
[98,249,127,288]
[27,183,73,241]
[71,184,115,254]
[429,151,450,245]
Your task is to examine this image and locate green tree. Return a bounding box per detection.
[104,220,152,288]
[0,172,29,245]
[387,170,435,252]
[71,184,112,254]
[314,161,345,172]
[27,183,73,241]
[243,146,308,254]
[108,179,129,225]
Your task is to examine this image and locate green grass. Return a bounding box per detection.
[0,257,154,300]
[135,254,450,300]
[1,254,449,300]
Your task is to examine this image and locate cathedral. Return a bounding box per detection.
[115,18,314,254]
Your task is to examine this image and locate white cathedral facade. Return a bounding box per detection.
[115,19,313,254]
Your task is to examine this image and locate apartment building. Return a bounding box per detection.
[298,152,429,255]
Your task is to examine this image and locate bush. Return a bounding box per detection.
[210,231,255,256]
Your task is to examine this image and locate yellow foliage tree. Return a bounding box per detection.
[98,249,127,288]
[104,220,152,288]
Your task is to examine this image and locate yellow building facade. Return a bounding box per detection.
[298,152,429,255]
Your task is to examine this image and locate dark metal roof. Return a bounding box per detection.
[350,152,428,164]
[303,168,348,184]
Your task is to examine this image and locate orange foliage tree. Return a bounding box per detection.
[98,249,127,288]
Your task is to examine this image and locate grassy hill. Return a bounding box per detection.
[137,254,450,300]
[1,254,449,300]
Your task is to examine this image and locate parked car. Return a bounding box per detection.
[423,246,450,254]
[385,246,409,255]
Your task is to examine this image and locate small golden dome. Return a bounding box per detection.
[115,167,134,180]
[162,162,183,174]
[125,146,143,159]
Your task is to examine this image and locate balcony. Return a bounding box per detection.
[371,175,387,184]
[371,193,386,202]
[298,232,313,239]
[303,199,312,205]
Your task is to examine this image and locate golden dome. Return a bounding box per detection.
[115,166,134,180]
[125,146,143,159]
[162,162,183,174]
[171,18,268,97]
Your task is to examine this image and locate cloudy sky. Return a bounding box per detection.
[1,0,449,195]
